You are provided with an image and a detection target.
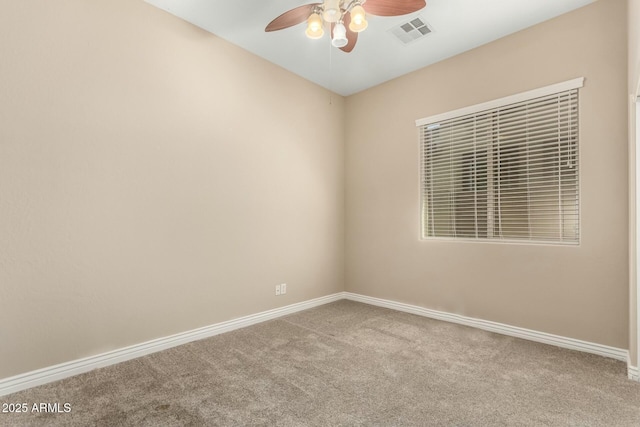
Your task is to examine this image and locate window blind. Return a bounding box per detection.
[419,87,579,244]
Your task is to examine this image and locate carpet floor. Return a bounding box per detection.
[2,300,640,426]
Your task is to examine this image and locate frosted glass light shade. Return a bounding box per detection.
[323,0,340,23]
[331,22,348,47]
[349,5,368,32]
[305,13,324,39]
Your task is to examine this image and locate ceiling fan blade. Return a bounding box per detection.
[363,0,426,17]
[265,4,319,32]
[340,12,358,53]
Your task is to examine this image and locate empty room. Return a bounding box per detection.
[2,0,640,425]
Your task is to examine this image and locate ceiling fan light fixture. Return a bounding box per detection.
[322,0,341,23]
[331,22,348,47]
[305,12,324,39]
[264,0,427,53]
[349,5,368,32]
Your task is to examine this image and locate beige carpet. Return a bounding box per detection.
[2,300,640,426]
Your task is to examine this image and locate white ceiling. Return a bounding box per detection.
[145,0,595,96]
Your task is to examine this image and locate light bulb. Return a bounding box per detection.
[349,5,368,33]
[305,13,324,39]
[332,22,348,48]
[323,0,340,23]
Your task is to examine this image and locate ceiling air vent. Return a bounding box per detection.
[389,17,432,45]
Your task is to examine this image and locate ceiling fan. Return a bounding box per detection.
[265,0,427,53]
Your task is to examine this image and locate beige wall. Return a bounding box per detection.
[346,0,629,348]
[629,0,640,368]
[0,0,345,379]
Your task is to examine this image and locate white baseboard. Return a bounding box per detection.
[0,293,344,397]
[1,291,634,396]
[344,292,629,362]
[628,364,640,381]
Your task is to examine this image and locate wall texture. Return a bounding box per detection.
[0,0,345,379]
[346,0,629,349]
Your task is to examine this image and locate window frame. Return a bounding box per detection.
[415,78,583,246]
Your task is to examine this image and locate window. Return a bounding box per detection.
[416,79,582,244]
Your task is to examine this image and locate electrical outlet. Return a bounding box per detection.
[281,283,287,294]
[275,284,281,296]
